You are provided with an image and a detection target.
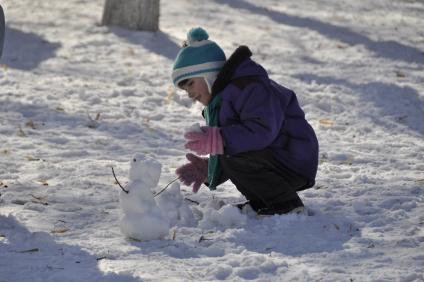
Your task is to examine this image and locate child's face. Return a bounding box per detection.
[180,77,211,106]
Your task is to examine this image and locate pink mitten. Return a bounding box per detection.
[184,126,224,155]
[175,153,208,193]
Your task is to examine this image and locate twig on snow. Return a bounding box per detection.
[96,256,107,261]
[184,198,199,205]
[30,194,48,206]
[17,248,39,253]
[198,235,213,243]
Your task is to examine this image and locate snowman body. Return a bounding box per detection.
[119,154,170,241]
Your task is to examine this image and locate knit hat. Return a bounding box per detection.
[172,27,226,92]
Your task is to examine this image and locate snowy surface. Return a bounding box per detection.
[1,0,423,281]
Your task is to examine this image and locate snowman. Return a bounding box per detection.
[119,154,170,241]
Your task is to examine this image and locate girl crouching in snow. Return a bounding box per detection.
[174,28,319,215]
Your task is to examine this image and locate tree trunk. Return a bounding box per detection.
[101,0,159,31]
[0,4,5,58]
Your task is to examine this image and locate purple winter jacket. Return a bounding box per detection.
[216,47,319,187]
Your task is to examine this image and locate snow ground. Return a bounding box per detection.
[0,0,423,281]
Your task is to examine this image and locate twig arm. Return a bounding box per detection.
[153,176,181,197]
[111,167,129,194]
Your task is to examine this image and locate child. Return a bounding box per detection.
[174,28,318,215]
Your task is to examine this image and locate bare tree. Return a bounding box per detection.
[101,0,159,31]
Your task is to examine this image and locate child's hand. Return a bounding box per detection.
[175,153,208,193]
[184,126,224,155]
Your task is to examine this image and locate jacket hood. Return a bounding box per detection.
[211,46,268,96]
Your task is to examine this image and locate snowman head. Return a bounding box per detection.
[129,154,162,187]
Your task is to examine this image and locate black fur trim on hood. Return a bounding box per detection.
[211,46,252,96]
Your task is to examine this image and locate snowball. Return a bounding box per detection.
[202,197,226,210]
[219,205,248,226]
[156,182,196,227]
[184,123,202,134]
[199,204,247,229]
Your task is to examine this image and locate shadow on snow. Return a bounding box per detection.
[108,26,180,61]
[0,99,177,152]
[0,214,138,281]
[214,0,424,64]
[2,26,61,70]
[125,210,359,259]
[293,73,424,136]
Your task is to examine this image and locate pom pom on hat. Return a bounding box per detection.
[187,27,209,44]
[172,27,226,87]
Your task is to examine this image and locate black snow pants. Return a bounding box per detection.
[219,149,307,214]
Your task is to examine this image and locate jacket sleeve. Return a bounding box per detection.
[220,82,286,155]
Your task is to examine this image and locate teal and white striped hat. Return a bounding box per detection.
[172,27,226,89]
